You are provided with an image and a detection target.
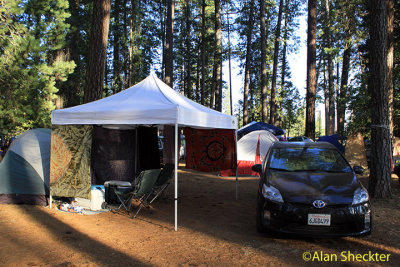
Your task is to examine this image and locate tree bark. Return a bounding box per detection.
[269,0,283,125]
[165,0,175,88]
[185,0,192,98]
[305,0,317,140]
[161,0,166,81]
[200,0,206,105]
[113,0,122,93]
[122,0,129,88]
[243,0,255,125]
[387,0,394,143]
[337,44,351,135]
[213,0,223,111]
[260,0,268,122]
[84,0,111,103]
[129,0,138,86]
[368,0,392,198]
[279,0,289,128]
[324,0,335,135]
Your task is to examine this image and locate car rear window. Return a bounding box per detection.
[268,147,352,172]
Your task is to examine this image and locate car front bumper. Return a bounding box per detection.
[260,199,372,237]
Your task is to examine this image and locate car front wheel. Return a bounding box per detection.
[256,192,268,233]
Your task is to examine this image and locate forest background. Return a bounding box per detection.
[0,0,398,139]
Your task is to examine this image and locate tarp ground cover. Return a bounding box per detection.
[50,125,92,199]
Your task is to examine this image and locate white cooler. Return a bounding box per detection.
[75,185,105,211]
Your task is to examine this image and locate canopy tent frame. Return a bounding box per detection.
[49,74,238,231]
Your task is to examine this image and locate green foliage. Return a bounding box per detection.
[1,0,398,141]
[0,0,74,137]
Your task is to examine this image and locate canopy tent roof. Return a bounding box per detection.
[51,74,237,231]
[52,74,236,129]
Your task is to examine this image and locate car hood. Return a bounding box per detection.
[268,170,359,205]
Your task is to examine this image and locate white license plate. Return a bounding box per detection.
[308,214,331,226]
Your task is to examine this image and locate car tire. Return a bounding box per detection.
[256,192,268,233]
[365,213,372,236]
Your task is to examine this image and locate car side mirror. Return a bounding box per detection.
[353,166,364,174]
[252,164,262,173]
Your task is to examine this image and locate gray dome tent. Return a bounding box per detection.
[0,128,51,205]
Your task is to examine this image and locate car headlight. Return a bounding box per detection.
[352,187,369,205]
[262,184,284,203]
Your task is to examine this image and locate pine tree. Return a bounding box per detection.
[84,0,111,103]
[0,0,74,137]
[305,0,317,139]
[368,0,392,198]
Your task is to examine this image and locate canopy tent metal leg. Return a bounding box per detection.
[174,123,178,231]
[235,130,238,201]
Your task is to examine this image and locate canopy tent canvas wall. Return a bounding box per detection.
[220,130,278,176]
[0,128,51,205]
[50,74,237,230]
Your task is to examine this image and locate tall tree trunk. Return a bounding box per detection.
[279,0,289,128]
[196,46,201,102]
[161,0,166,81]
[165,0,175,88]
[269,0,283,125]
[250,79,255,121]
[213,0,222,111]
[84,0,111,103]
[324,0,335,135]
[129,0,136,86]
[122,0,129,88]
[113,0,122,93]
[260,0,268,122]
[185,0,192,98]
[305,0,317,139]
[387,0,394,144]
[323,56,328,134]
[337,45,351,135]
[368,0,392,198]
[200,0,206,105]
[179,15,185,94]
[243,0,255,126]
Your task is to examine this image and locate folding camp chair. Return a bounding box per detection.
[104,169,161,218]
[149,163,175,204]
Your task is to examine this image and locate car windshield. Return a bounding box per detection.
[268,147,352,172]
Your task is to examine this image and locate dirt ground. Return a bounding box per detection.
[1,165,400,267]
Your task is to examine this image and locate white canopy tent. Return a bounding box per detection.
[51,74,237,230]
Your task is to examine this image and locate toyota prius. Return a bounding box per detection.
[253,142,371,237]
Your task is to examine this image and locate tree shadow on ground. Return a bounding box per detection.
[0,204,149,266]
